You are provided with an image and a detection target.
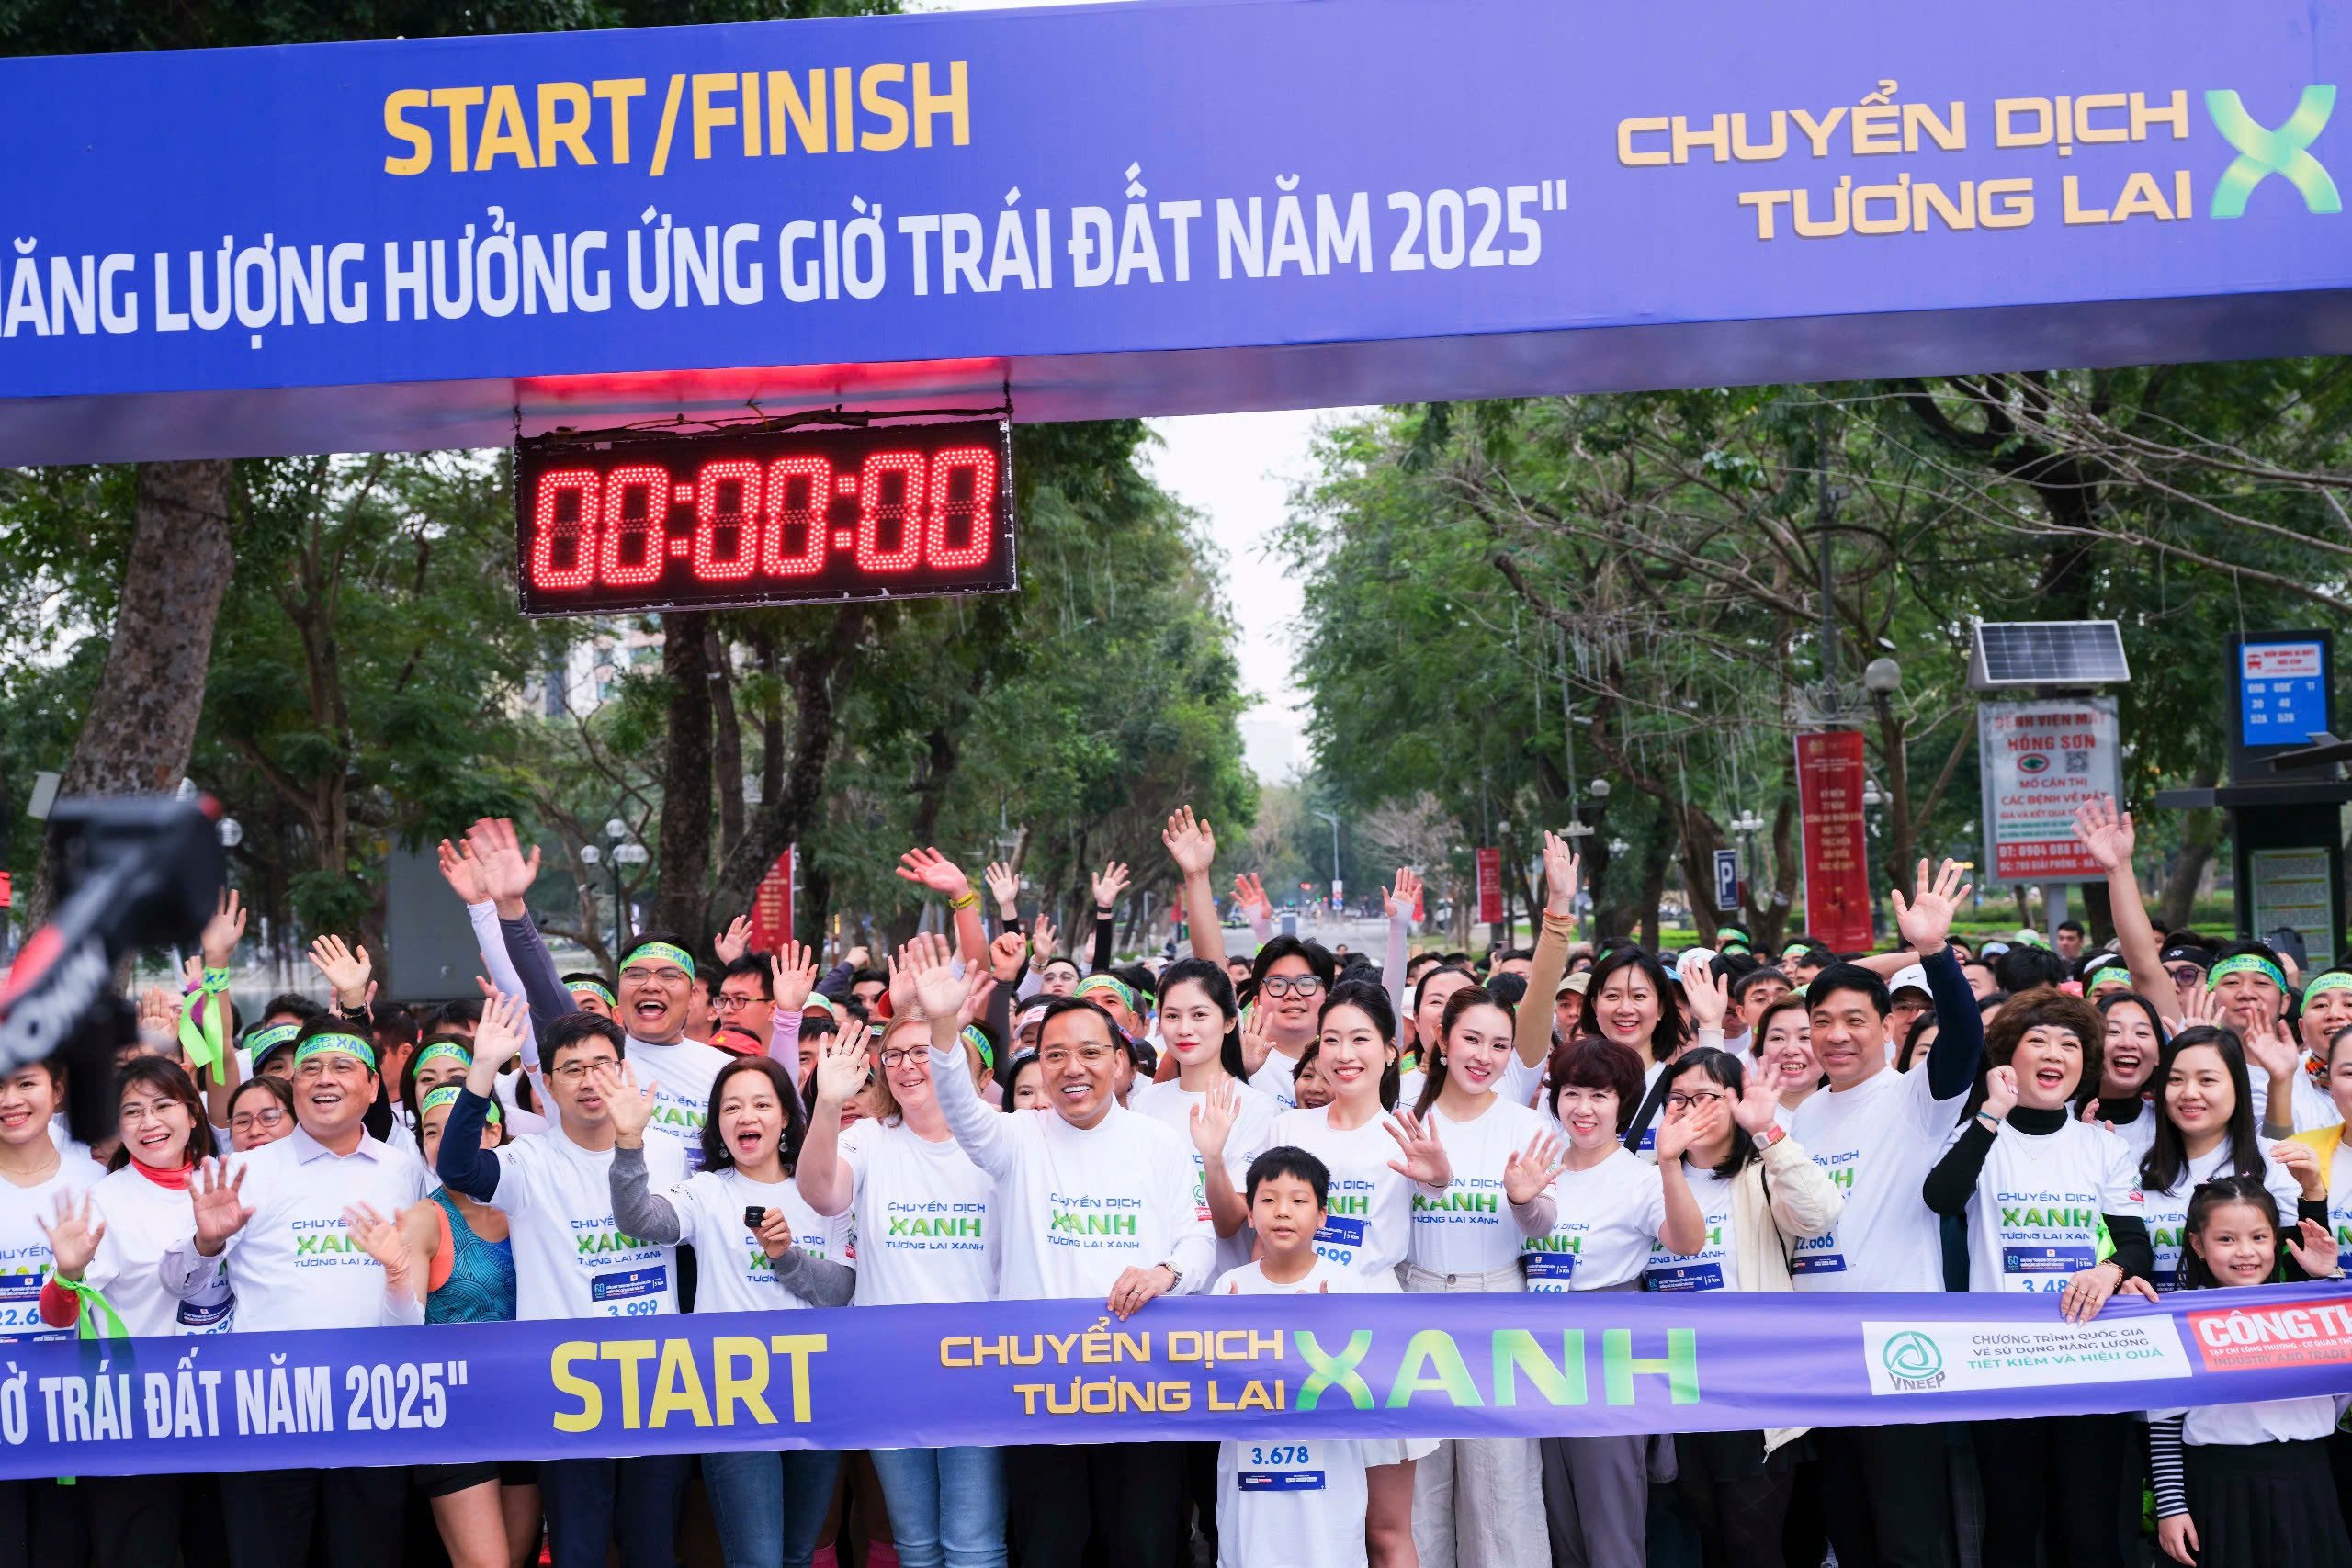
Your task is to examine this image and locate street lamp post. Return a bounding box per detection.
[580,817,648,963]
[1314,810,1341,916]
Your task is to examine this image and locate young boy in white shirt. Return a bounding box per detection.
[1217,1145,1370,1568]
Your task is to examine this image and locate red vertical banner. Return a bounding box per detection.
[746,846,797,953]
[1795,731,1873,952]
[1476,847,1504,926]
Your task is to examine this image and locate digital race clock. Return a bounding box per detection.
[514,418,1015,615]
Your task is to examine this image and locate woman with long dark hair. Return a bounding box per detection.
[1136,955,1281,1277]
[2139,1025,2307,1290]
[2092,990,2167,1161]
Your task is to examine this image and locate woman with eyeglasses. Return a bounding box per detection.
[1645,1047,1841,1568]
[225,1076,296,1153]
[798,1003,1005,1568]
[1264,978,1433,1568]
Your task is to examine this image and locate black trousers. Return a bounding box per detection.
[220,1465,407,1568]
[1675,1427,1795,1568]
[80,1471,229,1568]
[0,1477,87,1567]
[1007,1440,1185,1568]
[1813,1423,1955,1568]
[1971,1413,2132,1568]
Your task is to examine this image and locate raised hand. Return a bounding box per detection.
[1190,1079,1238,1163]
[1892,858,1972,956]
[989,931,1028,984]
[436,837,489,906]
[2162,985,2222,1036]
[2287,1215,2341,1280]
[888,932,951,1018]
[470,991,530,1075]
[1162,807,1216,877]
[2071,795,2136,874]
[1384,867,1423,923]
[343,1202,406,1270]
[307,934,373,1009]
[600,1061,658,1144]
[465,818,543,919]
[907,936,981,1021]
[137,985,180,1041]
[713,916,754,965]
[2241,1019,2301,1085]
[1091,861,1132,911]
[37,1191,106,1280]
[1385,1110,1453,1190]
[983,861,1022,918]
[1729,1069,1782,1136]
[1981,1064,2020,1121]
[1029,915,1060,964]
[842,944,873,971]
[1503,1130,1566,1205]
[2269,1139,2328,1201]
[896,847,974,901]
[1232,873,1272,921]
[190,1158,254,1256]
[1541,831,1582,918]
[812,1027,874,1109]
[199,887,247,969]
[1680,958,1730,1032]
[1654,1100,1695,1164]
[769,942,819,1013]
[1238,1011,1275,1077]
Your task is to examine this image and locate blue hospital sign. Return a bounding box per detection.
[2239,639,2328,743]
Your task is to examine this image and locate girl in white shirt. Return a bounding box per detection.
[1525,1036,1704,1567]
[1133,956,1282,1280]
[2139,1027,2312,1290]
[2143,1176,2352,1568]
[798,1013,1005,1568]
[606,1053,850,1568]
[41,1057,232,1568]
[1747,997,1821,1125]
[1264,979,1435,1568]
[0,1057,101,1343]
[1400,985,1560,1568]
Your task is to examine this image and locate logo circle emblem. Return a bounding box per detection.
[1883,1330,1943,1381]
[2018,754,2051,774]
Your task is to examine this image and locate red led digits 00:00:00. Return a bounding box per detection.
[514,418,1016,615]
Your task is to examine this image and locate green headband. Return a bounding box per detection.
[1780,942,1812,961]
[2085,965,2132,995]
[244,1021,300,1061]
[959,1024,995,1071]
[1074,975,1138,1014]
[414,1041,472,1077]
[419,1084,498,1123]
[571,980,616,1009]
[620,941,696,977]
[2207,953,2287,994]
[2304,971,2352,1001]
[292,1032,378,1071]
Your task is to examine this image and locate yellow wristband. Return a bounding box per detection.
[949,889,981,911]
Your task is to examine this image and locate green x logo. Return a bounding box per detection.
[2207,85,2342,218]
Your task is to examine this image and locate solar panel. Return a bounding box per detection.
[1967,620,2131,689]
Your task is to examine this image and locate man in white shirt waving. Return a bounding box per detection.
[161,1021,432,1568]
[1788,860,1984,1568]
[437,995,690,1568]
[910,936,1212,1568]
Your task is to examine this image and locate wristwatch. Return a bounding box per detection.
[1157,1259,1184,1291]
[1753,1123,1785,1150]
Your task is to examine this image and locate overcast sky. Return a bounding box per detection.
[923,0,1364,777]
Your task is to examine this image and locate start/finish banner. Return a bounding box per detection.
[4,1284,2350,1479]
[2,0,2351,459]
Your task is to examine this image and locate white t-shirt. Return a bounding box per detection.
[656,1167,846,1314]
[1267,1107,1412,1285]
[1129,1077,1283,1280]
[2146,1142,2304,1291]
[1216,1256,1370,1568]
[1522,1147,1668,1292]
[1960,1119,2142,1296]
[2154,1393,2350,1448]
[84,1164,232,1338]
[0,1153,105,1341]
[2247,1069,2342,1136]
[1250,1048,1303,1109]
[176,1129,433,1331]
[834,1118,999,1306]
[2105,1105,2159,1167]
[495,1129,687,1321]
[625,1035,734,1169]
[1645,1163,1739,1292]
[1789,1061,1970,1292]
[928,1045,1213,1301]
[1409,1099,1547,1275]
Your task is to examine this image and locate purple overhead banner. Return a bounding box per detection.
[5,1285,2351,1478]
[2,0,2352,459]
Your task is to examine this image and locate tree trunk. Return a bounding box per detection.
[31,459,236,925]
[706,621,746,863]
[2157,776,2222,931]
[652,615,715,936]
[1636,831,1670,951]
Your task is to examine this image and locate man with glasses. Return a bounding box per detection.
[161,1020,433,1568]
[437,996,690,1568]
[1237,936,1336,1107]
[913,941,1211,1568]
[717,954,777,1043]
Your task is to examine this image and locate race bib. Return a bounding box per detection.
[2003,1244,2093,1280]
[1238,1442,1326,1491]
[1523,1252,1577,1283]
[1790,1251,1848,1276]
[592,1265,669,1303]
[0,1269,41,1304]
[1647,1261,1724,1292]
[178,1295,233,1330]
[1313,1216,1366,1249]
